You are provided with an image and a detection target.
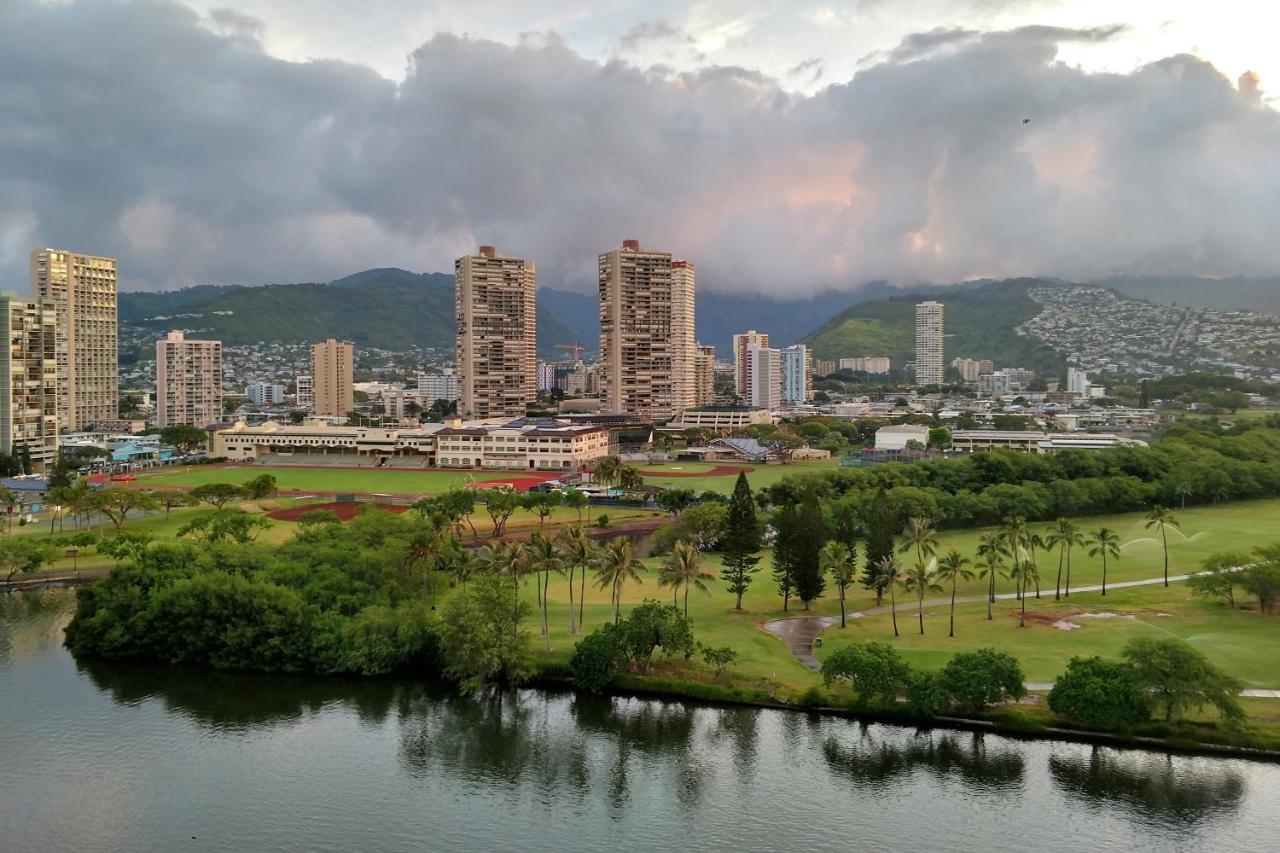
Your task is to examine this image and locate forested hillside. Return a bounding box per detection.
[120,268,574,355]
[801,279,1066,375]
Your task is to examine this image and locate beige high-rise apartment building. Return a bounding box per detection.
[0,294,59,472]
[30,248,118,430]
[669,261,697,414]
[455,246,536,419]
[155,331,223,428]
[694,343,716,406]
[598,240,696,419]
[732,330,769,397]
[311,338,355,418]
[915,301,945,386]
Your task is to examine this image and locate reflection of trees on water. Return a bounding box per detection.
[822,729,1026,791]
[398,691,714,813]
[0,589,76,665]
[708,706,759,778]
[80,656,409,731]
[1049,747,1245,827]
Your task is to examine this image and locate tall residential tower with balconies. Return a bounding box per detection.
[914,301,945,386]
[455,246,536,419]
[598,240,696,419]
[29,248,117,430]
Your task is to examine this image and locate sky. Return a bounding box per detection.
[2,0,1279,295]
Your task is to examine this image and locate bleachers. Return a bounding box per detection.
[254,453,379,468]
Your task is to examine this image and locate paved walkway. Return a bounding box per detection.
[760,573,1280,697]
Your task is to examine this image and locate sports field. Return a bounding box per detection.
[132,465,546,495]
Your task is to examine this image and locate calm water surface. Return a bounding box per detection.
[2,590,1276,852]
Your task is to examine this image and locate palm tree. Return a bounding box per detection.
[402,525,444,608]
[934,549,974,638]
[527,532,563,649]
[975,531,1007,613]
[870,555,903,637]
[1172,477,1195,510]
[821,541,857,628]
[1009,557,1040,628]
[1088,527,1121,596]
[594,537,644,624]
[1144,506,1179,587]
[660,540,712,618]
[901,561,943,635]
[593,456,622,487]
[557,526,593,635]
[0,488,17,534]
[616,465,643,494]
[1025,531,1045,599]
[476,540,530,607]
[1046,518,1084,600]
[897,515,939,566]
[999,516,1028,601]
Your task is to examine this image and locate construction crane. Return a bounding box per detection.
[554,342,585,362]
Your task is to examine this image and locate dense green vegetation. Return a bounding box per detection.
[64,512,441,675]
[762,418,1280,529]
[801,279,1065,375]
[119,268,574,354]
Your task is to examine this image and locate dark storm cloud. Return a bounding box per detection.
[1,0,1277,295]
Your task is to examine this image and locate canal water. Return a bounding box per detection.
[2,590,1276,852]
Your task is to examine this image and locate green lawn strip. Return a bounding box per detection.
[132,465,516,495]
[639,460,844,494]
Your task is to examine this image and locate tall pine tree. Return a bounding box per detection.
[771,503,797,611]
[720,472,762,611]
[793,491,827,609]
[863,488,896,604]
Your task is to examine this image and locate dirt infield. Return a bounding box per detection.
[636,465,756,478]
[463,473,559,492]
[267,501,411,522]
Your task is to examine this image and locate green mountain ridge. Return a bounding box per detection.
[119,269,574,355]
[801,278,1067,376]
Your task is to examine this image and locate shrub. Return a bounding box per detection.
[1048,656,1150,731]
[570,623,623,693]
[596,514,611,529]
[905,671,950,716]
[820,641,911,707]
[700,644,737,679]
[940,648,1026,713]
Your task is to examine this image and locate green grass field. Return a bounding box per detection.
[814,583,1280,687]
[133,465,519,495]
[639,459,843,493]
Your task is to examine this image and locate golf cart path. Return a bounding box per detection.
[759,573,1280,698]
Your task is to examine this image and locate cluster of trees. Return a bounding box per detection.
[1189,547,1280,613]
[64,511,443,675]
[1049,639,1244,730]
[821,636,1245,730]
[643,472,1165,639]
[450,487,590,538]
[762,418,1280,529]
[569,601,698,693]
[821,643,1026,714]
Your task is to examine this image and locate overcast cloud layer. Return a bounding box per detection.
[1,0,1278,295]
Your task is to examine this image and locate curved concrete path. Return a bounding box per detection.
[760,574,1280,698]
